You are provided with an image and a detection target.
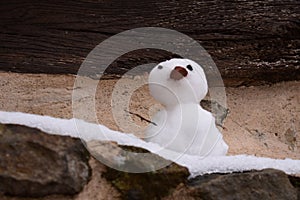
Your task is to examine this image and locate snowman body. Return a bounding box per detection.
[145,58,228,156]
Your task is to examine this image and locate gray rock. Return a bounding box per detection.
[289,175,300,200]
[104,161,189,200]
[87,141,190,199]
[186,169,297,200]
[0,123,91,197]
[200,100,229,128]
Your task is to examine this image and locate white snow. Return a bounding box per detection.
[146,58,228,157]
[1,110,300,177]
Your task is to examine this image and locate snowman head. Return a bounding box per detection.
[149,58,208,107]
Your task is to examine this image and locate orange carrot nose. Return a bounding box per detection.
[170,66,188,80]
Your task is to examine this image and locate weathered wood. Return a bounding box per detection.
[0,0,299,86]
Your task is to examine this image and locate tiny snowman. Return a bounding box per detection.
[145,58,228,156]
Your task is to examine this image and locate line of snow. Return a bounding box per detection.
[1,111,300,177]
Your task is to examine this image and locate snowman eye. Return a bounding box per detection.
[186,64,193,71]
[157,65,163,69]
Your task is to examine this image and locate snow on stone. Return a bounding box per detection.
[1,111,300,177]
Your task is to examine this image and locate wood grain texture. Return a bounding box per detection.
[0,0,299,86]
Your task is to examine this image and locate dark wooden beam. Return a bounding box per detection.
[0,0,299,86]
